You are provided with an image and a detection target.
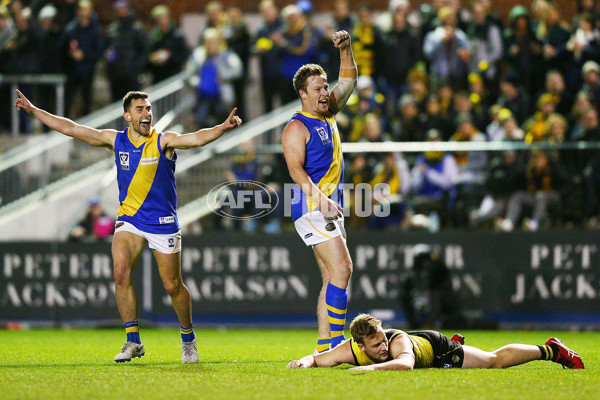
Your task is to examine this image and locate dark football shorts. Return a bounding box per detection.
[407,330,465,368]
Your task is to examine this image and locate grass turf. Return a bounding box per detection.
[0,328,597,400]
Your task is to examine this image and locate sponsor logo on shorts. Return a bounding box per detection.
[304,233,313,239]
[119,152,130,170]
[141,157,159,165]
[115,222,124,229]
[325,222,336,232]
[452,355,461,364]
[159,216,176,224]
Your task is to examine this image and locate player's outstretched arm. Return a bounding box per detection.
[328,30,357,115]
[161,107,242,150]
[15,89,116,148]
[288,340,355,369]
[282,120,342,220]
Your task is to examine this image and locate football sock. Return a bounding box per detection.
[124,320,141,344]
[180,323,196,343]
[316,337,332,353]
[538,344,556,361]
[325,283,348,348]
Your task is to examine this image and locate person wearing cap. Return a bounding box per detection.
[580,60,600,111]
[147,4,189,84]
[105,0,148,101]
[62,0,104,117]
[423,6,469,90]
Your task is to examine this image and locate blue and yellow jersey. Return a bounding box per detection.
[114,128,179,234]
[350,329,435,368]
[289,112,345,222]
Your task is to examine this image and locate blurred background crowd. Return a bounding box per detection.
[2,0,600,237]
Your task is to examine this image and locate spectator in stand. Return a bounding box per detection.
[69,197,115,242]
[224,6,250,121]
[203,1,227,36]
[37,4,63,121]
[497,74,530,126]
[333,0,355,33]
[500,111,526,143]
[1,7,40,133]
[187,28,242,128]
[352,3,381,78]
[565,12,599,88]
[105,0,148,101]
[367,152,411,230]
[503,5,544,97]
[253,0,283,113]
[423,6,470,91]
[469,150,526,229]
[498,150,569,231]
[538,3,571,75]
[410,129,459,228]
[376,8,420,117]
[464,0,502,81]
[579,60,600,112]
[523,94,557,143]
[341,75,385,142]
[536,70,574,117]
[272,4,316,103]
[147,5,189,84]
[449,113,488,216]
[63,0,103,118]
[437,83,454,118]
[420,94,452,140]
[392,94,425,142]
[467,73,492,132]
[0,5,15,131]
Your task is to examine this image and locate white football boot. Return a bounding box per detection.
[181,338,199,364]
[114,341,145,363]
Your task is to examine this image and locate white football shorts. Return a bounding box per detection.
[115,221,182,254]
[294,210,346,246]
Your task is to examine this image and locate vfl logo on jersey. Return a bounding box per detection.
[159,216,176,224]
[325,222,336,232]
[119,152,130,170]
[316,127,331,145]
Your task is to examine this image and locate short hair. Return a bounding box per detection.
[293,64,327,97]
[122,91,149,112]
[350,314,382,344]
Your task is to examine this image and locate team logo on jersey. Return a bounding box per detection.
[119,152,130,170]
[316,127,331,145]
[325,222,336,232]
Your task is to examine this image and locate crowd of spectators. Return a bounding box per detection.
[2,0,600,232]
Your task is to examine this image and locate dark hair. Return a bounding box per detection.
[122,91,149,112]
[293,64,327,97]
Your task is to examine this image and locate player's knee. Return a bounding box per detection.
[113,264,132,287]
[163,278,183,297]
[332,260,352,283]
[488,352,503,368]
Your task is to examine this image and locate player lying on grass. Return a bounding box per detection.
[288,313,584,370]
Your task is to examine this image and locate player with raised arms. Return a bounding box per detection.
[288,313,584,370]
[282,30,357,353]
[15,89,242,363]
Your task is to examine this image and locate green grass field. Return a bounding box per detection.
[0,328,597,400]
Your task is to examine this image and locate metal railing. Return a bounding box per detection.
[0,74,67,137]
